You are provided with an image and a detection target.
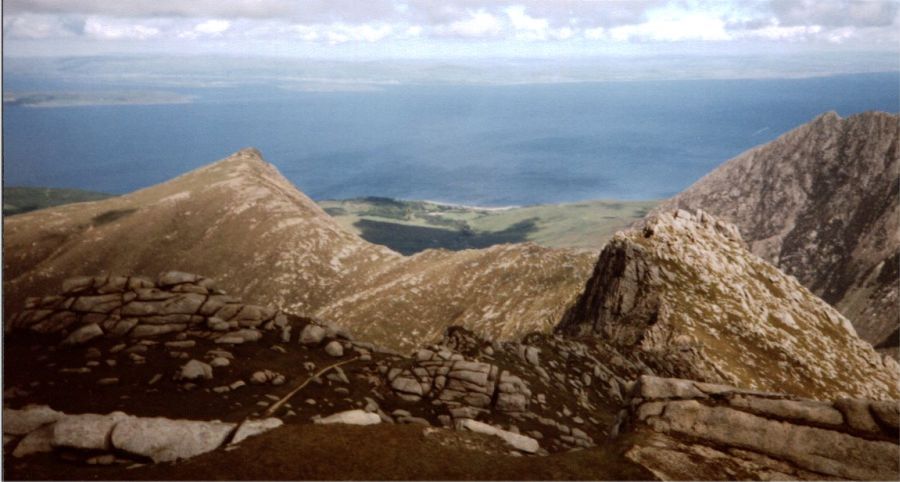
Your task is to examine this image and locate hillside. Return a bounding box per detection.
[4,212,897,480]
[650,111,899,350]
[3,149,594,351]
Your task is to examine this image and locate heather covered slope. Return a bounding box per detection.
[650,111,899,349]
[558,210,899,400]
[3,149,594,351]
[321,243,593,349]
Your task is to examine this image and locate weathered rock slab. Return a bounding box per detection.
[458,419,539,453]
[111,417,235,463]
[52,412,131,451]
[315,410,380,426]
[3,405,64,435]
[231,418,283,444]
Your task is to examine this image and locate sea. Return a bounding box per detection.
[3,71,898,206]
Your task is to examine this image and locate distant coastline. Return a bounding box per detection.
[3,91,194,108]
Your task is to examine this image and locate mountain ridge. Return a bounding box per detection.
[3,149,595,351]
[649,110,899,350]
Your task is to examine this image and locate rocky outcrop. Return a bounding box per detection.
[650,112,899,349]
[4,406,282,463]
[383,347,532,413]
[616,376,900,481]
[6,272,288,345]
[558,210,899,400]
[368,326,656,453]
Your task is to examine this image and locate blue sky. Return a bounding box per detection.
[4,0,900,59]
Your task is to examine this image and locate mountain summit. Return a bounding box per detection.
[3,149,595,350]
[4,148,397,317]
[559,209,898,400]
[650,111,899,351]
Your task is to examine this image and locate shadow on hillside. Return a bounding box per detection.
[355,218,539,255]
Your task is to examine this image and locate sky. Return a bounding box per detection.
[4,0,900,59]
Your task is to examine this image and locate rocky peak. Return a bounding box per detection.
[557,209,899,400]
[649,111,899,351]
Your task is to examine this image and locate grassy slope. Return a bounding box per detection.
[320,197,657,253]
[3,186,112,216]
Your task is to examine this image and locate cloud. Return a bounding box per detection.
[4,0,298,19]
[740,24,823,41]
[604,9,732,42]
[84,17,160,40]
[178,19,233,40]
[3,14,78,39]
[3,0,899,55]
[439,9,504,38]
[504,5,574,41]
[289,22,396,45]
[194,19,231,34]
[769,0,898,27]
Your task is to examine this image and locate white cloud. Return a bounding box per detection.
[292,25,320,42]
[606,9,731,42]
[84,17,160,40]
[583,26,606,40]
[179,19,234,39]
[742,23,822,41]
[442,9,504,38]
[499,6,575,41]
[505,5,548,39]
[289,22,395,44]
[195,19,231,34]
[403,25,424,38]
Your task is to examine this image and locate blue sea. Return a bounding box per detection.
[4,72,898,205]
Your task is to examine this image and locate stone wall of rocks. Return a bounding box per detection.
[383,347,532,413]
[3,405,282,464]
[372,327,650,453]
[617,375,900,481]
[7,272,288,345]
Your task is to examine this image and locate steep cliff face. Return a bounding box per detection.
[3,149,594,351]
[650,112,899,349]
[558,210,899,401]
